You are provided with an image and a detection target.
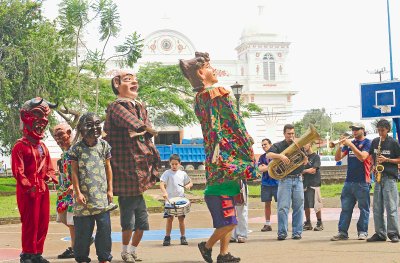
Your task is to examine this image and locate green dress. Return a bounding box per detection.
[194,87,257,196]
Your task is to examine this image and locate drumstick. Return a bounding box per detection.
[178,184,193,194]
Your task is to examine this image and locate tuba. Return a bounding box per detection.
[268,125,320,180]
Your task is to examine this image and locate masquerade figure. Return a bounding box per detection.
[103,70,161,263]
[180,52,256,263]
[52,123,76,259]
[11,97,58,263]
[69,112,116,263]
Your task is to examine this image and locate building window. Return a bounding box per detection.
[263,53,275,81]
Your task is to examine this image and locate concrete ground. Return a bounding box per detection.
[1,192,400,263]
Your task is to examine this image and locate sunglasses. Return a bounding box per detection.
[262,144,268,146]
[352,127,361,131]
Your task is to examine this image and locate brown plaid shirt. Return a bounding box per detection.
[103,99,160,196]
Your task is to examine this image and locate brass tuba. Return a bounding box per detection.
[268,125,320,180]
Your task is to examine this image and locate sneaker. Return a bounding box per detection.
[313,222,324,231]
[237,236,246,243]
[216,252,240,263]
[358,233,368,240]
[303,221,313,231]
[20,254,34,263]
[33,255,49,263]
[330,233,348,241]
[367,233,386,242]
[277,234,287,241]
[292,235,302,240]
[180,236,188,245]
[163,236,171,246]
[121,251,136,263]
[229,237,236,243]
[198,241,213,263]
[261,225,272,232]
[58,247,74,259]
[388,234,399,243]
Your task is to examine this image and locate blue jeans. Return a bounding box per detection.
[74,211,112,262]
[338,182,370,237]
[277,176,304,237]
[373,176,400,238]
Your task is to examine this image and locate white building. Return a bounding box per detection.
[107,7,298,154]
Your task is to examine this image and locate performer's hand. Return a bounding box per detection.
[66,185,73,195]
[145,126,158,137]
[107,190,113,204]
[77,193,87,205]
[279,154,290,165]
[342,139,352,147]
[128,129,146,138]
[184,184,191,191]
[162,193,168,200]
[377,155,387,163]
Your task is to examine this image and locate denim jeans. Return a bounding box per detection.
[277,176,304,237]
[338,182,371,237]
[74,211,112,262]
[373,176,399,238]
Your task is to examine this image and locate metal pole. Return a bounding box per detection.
[236,96,240,114]
[386,0,399,140]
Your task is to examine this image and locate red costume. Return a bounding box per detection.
[11,98,58,262]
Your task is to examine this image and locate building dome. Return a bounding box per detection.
[240,6,284,43]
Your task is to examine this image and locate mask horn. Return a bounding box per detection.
[44,99,58,109]
[29,98,43,108]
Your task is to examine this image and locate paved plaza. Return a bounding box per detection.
[1,197,400,263]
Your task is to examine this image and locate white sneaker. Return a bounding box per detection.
[121,251,135,263]
[358,233,368,240]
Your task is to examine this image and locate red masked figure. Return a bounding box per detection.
[11,97,58,263]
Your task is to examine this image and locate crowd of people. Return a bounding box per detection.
[10,51,400,263]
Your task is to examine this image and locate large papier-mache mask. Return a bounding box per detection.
[20,97,58,140]
[179,51,210,92]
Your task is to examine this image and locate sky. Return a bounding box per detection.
[41,0,400,132]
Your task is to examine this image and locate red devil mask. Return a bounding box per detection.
[20,98,57,141]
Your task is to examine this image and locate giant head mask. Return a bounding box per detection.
[179,52,211,92]
[20,98,57,141]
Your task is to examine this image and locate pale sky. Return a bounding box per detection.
[41,0,400,132]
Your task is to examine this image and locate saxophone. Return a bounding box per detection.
[268,125,320,180]
[375,137,384,183]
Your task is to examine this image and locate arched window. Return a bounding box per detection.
[263,53,275,80]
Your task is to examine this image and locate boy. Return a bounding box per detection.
[69,112,117,263]
[160,154,193,246]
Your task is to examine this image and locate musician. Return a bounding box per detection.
[367,119,400,243]
[302,142,323,231]
[180,52,256,263]
[266,124,307,240]
[331,122,371,241]
[103,71,161,263]
[258,138,278,232]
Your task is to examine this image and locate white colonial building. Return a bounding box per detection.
[107,7,298,154]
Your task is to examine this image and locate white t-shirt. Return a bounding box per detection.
[160,169,191,199]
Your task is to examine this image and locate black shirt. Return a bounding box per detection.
[303,152,321,187]
[368,136,400,179]
[268,139,305,176]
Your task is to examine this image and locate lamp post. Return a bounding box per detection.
[231,81,243,114]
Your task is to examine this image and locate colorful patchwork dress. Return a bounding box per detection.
[56,152,74,214]
[194,86,257,194]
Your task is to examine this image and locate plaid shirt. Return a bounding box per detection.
[103,99,160,196]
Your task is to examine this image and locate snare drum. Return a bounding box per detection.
[165,197,191,216]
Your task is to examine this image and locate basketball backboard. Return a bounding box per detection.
[360,81,400,119]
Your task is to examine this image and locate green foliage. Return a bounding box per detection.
[136,63,198,127]
[0,0,74,153]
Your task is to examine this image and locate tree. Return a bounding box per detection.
[136,63,197,127]
[58,0,143,115]
[294,108,331,136]
[0,0,74,153]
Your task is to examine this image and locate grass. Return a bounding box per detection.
[187,182,400,198]
[0,190,161,218]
